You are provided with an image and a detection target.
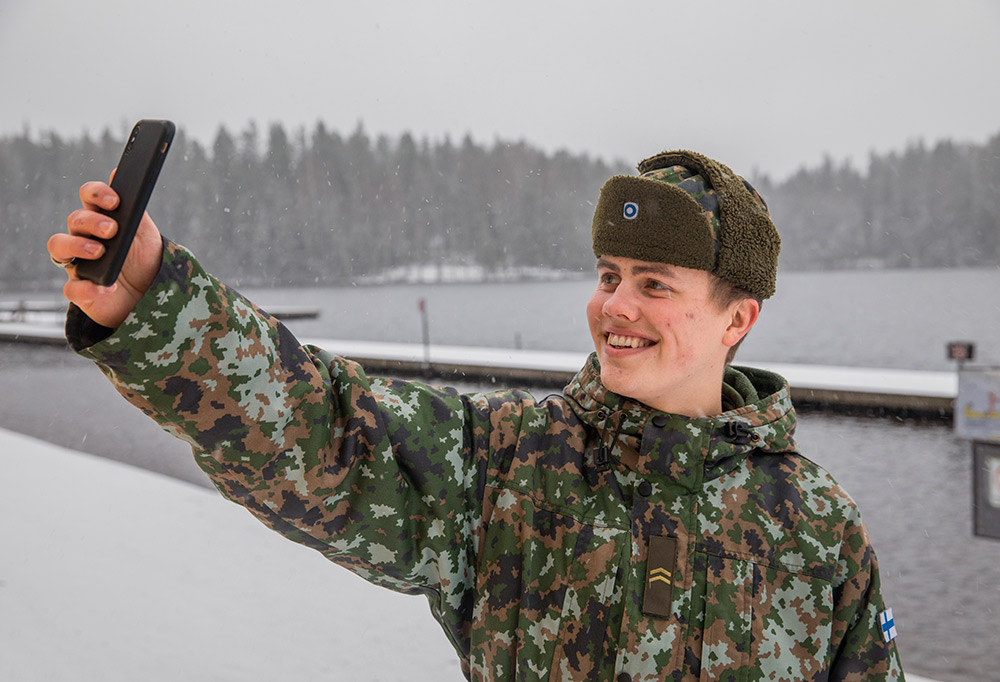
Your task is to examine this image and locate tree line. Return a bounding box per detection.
[757,135,1000,270]
[2,122,998,290]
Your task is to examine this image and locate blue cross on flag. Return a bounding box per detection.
[879,608,897,643]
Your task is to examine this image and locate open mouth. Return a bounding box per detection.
[607,333,655,350]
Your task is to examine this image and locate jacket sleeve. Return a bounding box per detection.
[828,505,905,681]
[70,240,493,656]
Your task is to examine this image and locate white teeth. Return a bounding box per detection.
[608,333,652,349]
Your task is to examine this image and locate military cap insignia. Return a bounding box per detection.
[623,201,639,220]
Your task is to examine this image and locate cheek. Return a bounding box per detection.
[676,307,728,351]
[586,294,604,327]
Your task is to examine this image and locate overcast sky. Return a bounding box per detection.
[2,0,998,180]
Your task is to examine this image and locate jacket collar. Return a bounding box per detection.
[564,354,797,481]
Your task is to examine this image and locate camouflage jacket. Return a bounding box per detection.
[70,241,904,681]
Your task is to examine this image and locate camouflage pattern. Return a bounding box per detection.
[638,165,772,270]
[70,241,905,681]
[640,165,722,245]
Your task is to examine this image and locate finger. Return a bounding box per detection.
[48,232,105,263]
[63,278,117,306]
[79,180,119,212]
[67,208,117,239]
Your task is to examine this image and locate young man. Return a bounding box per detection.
[49,149,904,681]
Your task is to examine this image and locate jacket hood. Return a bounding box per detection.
[563,354,797,475]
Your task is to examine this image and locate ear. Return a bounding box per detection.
[722,298,759,349]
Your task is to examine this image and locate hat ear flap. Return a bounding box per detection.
[715,208,780,298]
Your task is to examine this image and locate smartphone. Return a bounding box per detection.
[76,119,175,286]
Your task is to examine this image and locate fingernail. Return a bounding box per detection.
[100,220,115,236]
[103,195,118,209]
[84,242,104,256]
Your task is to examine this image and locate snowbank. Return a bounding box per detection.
[0,429,463,681]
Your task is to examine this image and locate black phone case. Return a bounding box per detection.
[76,119,175,286]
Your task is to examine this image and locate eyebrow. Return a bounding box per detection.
[595,257,620,273]
[596,257,678,279]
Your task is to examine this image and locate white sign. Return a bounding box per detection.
[989,456,1000,509]
[956,370,1000,442]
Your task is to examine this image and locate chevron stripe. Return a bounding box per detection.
[648,567,672,584]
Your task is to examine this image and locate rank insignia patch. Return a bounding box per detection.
[642,535,677,617]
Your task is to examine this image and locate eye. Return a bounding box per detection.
[646,278,673,293]
[598,271,620,287]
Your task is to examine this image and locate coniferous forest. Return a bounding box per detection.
[2,122,998,289]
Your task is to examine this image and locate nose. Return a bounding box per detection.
[602,284,641,321]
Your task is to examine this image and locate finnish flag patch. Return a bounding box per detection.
[879,608,897,643]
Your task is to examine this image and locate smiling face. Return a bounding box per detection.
[586,255,758,417]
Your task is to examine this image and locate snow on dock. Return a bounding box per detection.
[0,322,958,415]
[299,337,958,416]
[0,300,317,324]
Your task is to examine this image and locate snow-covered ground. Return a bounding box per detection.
[0,429,463,681]
[0,428,941,682]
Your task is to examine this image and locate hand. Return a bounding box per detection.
[47,178,163,329]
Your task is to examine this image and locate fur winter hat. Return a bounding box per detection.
[591,149,780,299]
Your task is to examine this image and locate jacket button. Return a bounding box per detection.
[652,415,667,428]
[638,481,653,497]
[618,674,633,682]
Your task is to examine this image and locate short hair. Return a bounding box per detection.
[709,276,763,364]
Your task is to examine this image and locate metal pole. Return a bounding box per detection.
[419,298,430,368]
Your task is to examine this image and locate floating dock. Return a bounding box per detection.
[300,338,958,418]
[0,301,318,324]
[0,320,957,418]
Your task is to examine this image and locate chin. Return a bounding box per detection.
[599,366,640,399]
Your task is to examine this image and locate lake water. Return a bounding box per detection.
[238,266,1000,372]
[2,265,998,681]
